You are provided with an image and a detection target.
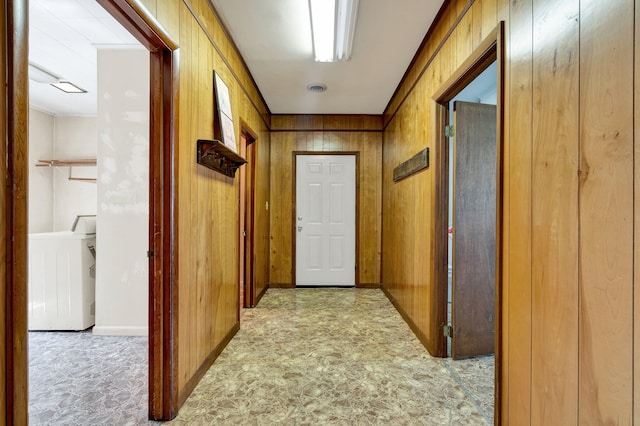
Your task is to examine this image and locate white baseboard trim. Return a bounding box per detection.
[92,325,148,336]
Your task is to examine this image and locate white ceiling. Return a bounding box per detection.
[210,0,445,114]
[29,0,141,116]
[29,0,445,116]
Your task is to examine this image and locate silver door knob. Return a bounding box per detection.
[298,226,302,232]
[298,216,303,221]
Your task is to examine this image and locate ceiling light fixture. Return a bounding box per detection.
[28,63,59,84]
[51,81,87,94]
[309,0,359,62]
[29,62,86,94]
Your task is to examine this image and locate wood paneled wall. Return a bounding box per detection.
[128,0,271,409]
[270,115,382,287]
[383,0,639,422]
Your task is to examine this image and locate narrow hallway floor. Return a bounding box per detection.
[168,288,491,425]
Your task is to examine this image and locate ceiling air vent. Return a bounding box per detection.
[307,83,327,93]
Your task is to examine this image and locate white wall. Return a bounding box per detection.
[28,109,98,233]
[94,47,149,336]
[28,108,54,233]
[53,116,98,231]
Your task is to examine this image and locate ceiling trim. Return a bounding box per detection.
[382,0,464,126]
[201,0,272,122]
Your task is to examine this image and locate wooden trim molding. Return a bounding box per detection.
[177,322,240,406]
[269,283,296,289]
[3,1,29,423]
[97,0,180,420]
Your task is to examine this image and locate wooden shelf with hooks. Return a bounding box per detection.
[196,139,247,178]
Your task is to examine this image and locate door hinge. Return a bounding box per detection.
[243,230,247,237]
[445,125,455,138]
[147,250,154,258]
[443,324,453,338]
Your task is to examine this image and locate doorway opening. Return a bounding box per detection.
[292,152,358,287]
[432,23,504,425]
[239,126,258,311]
[17,0,180,421]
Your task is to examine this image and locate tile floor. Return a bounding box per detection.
[29,330,157,425]
[167,288,492,425]
[29,288,494,425]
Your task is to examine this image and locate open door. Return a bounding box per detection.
[451,101,497,359]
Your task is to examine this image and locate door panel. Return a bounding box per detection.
[452,101,497,359]
[296,155,355,286]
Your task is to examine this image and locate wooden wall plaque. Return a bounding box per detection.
[393,148,429,182]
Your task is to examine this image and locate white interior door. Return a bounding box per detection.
[296,155,356,287]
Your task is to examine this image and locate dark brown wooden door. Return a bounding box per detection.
[451,101,497,359]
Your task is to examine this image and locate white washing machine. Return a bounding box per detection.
[28,216,96,330]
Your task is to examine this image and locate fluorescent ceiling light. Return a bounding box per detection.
[335,0,359,61]
[28,63,59,84]
[309,0,336,62]
[51,81,87,94]
[309,0,358,62]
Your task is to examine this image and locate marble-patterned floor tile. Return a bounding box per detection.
[441,355,495,423]
[168,288,491,425]
[28,288,494,425]
[29,330,158,426]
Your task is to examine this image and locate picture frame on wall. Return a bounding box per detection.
[213,71,237,152]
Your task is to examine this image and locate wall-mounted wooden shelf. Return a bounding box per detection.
[196,139,247,178]
[35,159,97,183]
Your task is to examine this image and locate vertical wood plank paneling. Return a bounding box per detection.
[456,6,473,69]
[530,0,580,423]
[507,0,533,422]
[471,0,483,49]
[578,0,633,422]
[635,1,640,422]
[155,0,179,41]
[171,0,269,401]
[481,0,497,39]
[0,3,7,420]
[177,6,193,386]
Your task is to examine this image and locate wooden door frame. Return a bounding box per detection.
[291,152,360,287]
[2,0,180,421]
[3,1,29,423]
[431,22,505,424]
[96,0,180,420]
[239,123,258,308]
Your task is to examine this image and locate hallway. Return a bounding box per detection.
[167,288,491,425]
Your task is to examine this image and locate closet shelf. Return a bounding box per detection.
[36,159,96,167]
[35,159,97,183]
